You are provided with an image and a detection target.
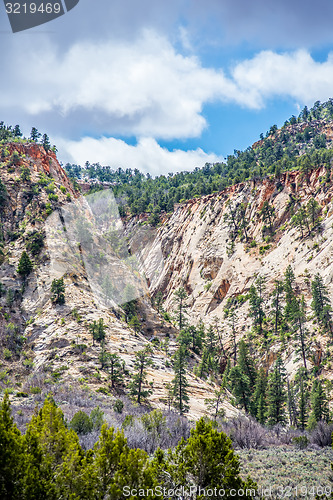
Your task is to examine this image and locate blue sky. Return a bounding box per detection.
[1,0,333,175]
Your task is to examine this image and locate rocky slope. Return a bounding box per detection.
[145,166,333,380]
[0,141,233,420]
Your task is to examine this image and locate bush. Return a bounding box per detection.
[113,399,124,414]
[293,435,309,449]
[69,411,93,435]
[221,416,268,449]
[310,421,333,447]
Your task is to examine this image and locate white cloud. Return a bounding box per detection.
[57,136,222,176]
[3,31,333,144]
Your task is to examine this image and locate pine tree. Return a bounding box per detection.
[204,384,226,420]
[172,287,188,331]
[253,367,267,424]
[297,370,309,430]
[229,365,251,413]
[154,291,164,314]
[89,318,106,344]
[311,273,333,335]
[306,198,321,230]
[294,295,309,371]
[266,357,287,426]
[51,277,65,304]
[172,345,189,415]
[30,127,41,142]
[249,276,266,336]
[42,133,51,152]
[107,353,124,389]
[237,340,257,387]
[287,379,298,427]
[129,347,153,404]
[228,308,238,364]
[128,314,141,334]
[270,280,284,334]
[17,251,33,279]
[13,125,22,137]
[308,380,329,429]
[283,265,298,323]
[260,201,275,233]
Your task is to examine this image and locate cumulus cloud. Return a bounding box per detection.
[3,31,333,144]
[57,136,222,176]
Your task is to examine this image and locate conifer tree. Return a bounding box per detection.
[287,379,298,427]
[0,392,23,499]
[30,127,41,142]
[283,265,298,323]
[308,380,329,429]
[270,280,284,334]
[237,340,257,387]
[253,368,267,424]
[107,353,124,389]
[249,276,266,336]
[311,273,333,335]
[129,347,153,404]
[89,318,106,344]
[42,133,51,152]
[51,277,65,304]
[260,201,275,233]
[172,344,189,414]
[204,384,226,420]
[172,287,188,331]
[229,365,251,413]
[228,308,238,364]
[266,357,287,426]
[306,198,321,230]
[297,370,309,430]
[294,295,309,371]
[17,251,33,279]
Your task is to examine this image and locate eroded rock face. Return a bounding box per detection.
[145,166,333,380]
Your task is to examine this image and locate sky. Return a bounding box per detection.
[2,0,333,175]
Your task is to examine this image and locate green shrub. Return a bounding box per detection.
[293,435,309,449]
[113,399,124,414]
[69,411,93,435]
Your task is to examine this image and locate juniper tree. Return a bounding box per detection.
[266,357,287,426]
[172,344,189,414]
[311,273,333,335]
[129,347,153,404]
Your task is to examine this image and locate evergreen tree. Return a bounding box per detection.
[128,314,141,334]
[283,265,298,323]
[89,318,106,344]
[172,345,190,415]
[253,368,267,424]
[311,273,333,335]
[129,347,153,404]
[107,353,124,389]
[51,277,65,304]
[13,125,22,137]
[287,379,298,427]
[172,287,188,331]
[296,369,309,430]
[237,340,257,387]
[308,380,329,429]
[0,392,23,499]
[228,308,238,364]
[229,365,251,413]
[30,127,41,142]
[156,418,257,496]
[17,251,33,279]
[294,295,309,371]
[204,384,226,420]
[42,133,51,152]
[306,198,321,230]
[270,280,284,334]
[249,276,266,336]
[266,357,287,426]
[260,201,275,233]
[153,291,164,314]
